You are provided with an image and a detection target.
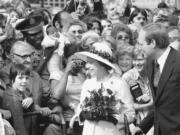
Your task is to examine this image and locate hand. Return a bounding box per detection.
[51,106,63,114]
[39,107,52,116]
[137,94,150,103]
[71,12,81,20]
[132,126,144,135]
[0,109,11,119]
[65,57,77,74]
[22,97,33,109]
[50,113,62,124]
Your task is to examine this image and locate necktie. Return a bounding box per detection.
[153,60,161,88]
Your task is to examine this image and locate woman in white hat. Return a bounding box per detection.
[78,40,135,135]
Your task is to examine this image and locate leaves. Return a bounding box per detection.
[81,86,117,121]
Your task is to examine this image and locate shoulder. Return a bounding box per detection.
[82,78,96,87]
[171,48,180,68]
[3,87,14,97]
[108,74,129,89]
[31,71,41,80]
[1,63,11,75]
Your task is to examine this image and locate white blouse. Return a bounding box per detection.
[79,74,135,135]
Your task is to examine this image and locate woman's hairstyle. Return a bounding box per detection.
[81,30,100,51]
[62,43,81,68]
[129,7,147,24]
[93,0,104,12]
[82,17,102,33]
[63,44,80,59]
[116,45,134,60]
[133,47,145,59]
[111,23,133,45]
[9,63,30,83]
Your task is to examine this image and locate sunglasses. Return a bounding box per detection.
[117,35,130,40]
[13,53,33,59]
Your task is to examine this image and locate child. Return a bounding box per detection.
[2,63,33,135]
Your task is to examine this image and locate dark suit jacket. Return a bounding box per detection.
[139,48,180,135]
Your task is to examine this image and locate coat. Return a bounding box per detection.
[139,48,180,135]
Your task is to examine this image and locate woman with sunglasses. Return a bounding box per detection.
[111,23,134,48]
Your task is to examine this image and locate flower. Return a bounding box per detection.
[80,84,120,124]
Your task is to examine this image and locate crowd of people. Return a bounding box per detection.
[0,0,180,135]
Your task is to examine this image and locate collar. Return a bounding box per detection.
[157,47,171,73]
[169,40,179,51]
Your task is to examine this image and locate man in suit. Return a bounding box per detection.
[132,23,180,135]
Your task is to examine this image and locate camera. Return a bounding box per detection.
[130,83,143,103]
[71,58,86,75]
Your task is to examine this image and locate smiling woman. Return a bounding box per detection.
[78,40,135,135]
[116,45,134,75]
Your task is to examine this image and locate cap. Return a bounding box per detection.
[16,15,43,35]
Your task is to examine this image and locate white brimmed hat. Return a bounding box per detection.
[76,41,117,70]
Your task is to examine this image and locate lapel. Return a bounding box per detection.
[155,48,176,102]
[146,58,155,97]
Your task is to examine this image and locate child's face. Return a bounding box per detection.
[47,26,57,35]
[47,26,60,38]
[13,74,30,92]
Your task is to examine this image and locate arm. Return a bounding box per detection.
[114,79,135,124]
[0,34,7,42]
[51,60,75,100]
[133,98,153,110]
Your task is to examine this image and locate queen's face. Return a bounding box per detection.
[85,57,102,78]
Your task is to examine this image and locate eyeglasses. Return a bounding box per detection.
[117,35,130,40]
[72,30,83,34]
[13,53,33,59]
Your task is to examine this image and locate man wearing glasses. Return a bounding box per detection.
[1,41,59,135]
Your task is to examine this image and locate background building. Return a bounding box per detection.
[132,0,180,9]
[44,0,66,8]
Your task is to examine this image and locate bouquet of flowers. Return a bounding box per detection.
[80,84,119,124]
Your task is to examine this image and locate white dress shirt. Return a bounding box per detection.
[157,47,171,74]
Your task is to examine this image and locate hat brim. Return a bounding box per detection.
[75,52,117,70]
